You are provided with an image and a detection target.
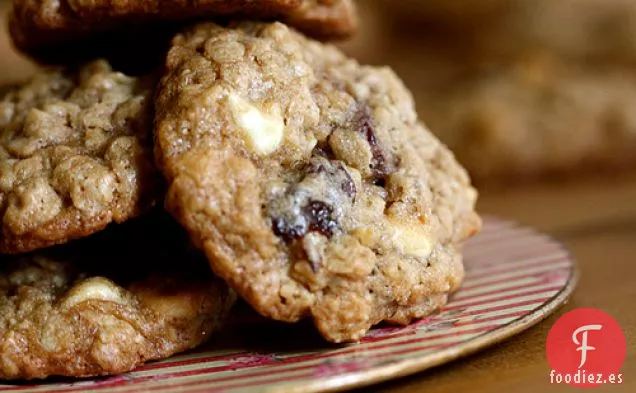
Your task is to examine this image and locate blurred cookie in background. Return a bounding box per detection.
[418,55,636,182]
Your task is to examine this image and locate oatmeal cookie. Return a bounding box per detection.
[0,213,236,380]
[0,60,159,254]
[155,22,480,343]
[9,0,357,66]
[420,56,636,181]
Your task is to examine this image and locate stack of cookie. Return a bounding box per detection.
[0,0,481,380]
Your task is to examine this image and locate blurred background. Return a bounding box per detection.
[0,1,633,391]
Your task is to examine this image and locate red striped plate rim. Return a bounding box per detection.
[0,216,578,393]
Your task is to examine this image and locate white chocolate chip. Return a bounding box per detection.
[302,232,326,269]
[60,277,126,309]
[354,219,433,259]
[228,94,284,155]
[389,219,433,258]
[40,315,64,352]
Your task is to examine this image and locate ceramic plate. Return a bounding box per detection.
[1,217,578,393]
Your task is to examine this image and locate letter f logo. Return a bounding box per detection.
[572,324,602,368]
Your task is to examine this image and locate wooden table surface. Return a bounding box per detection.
[366,176,636,393]
[0,3,633,391]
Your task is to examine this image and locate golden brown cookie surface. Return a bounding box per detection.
[155,22,480,343]
[419,57,636,181]
[0,214,236,380]
[0,60,160,253]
